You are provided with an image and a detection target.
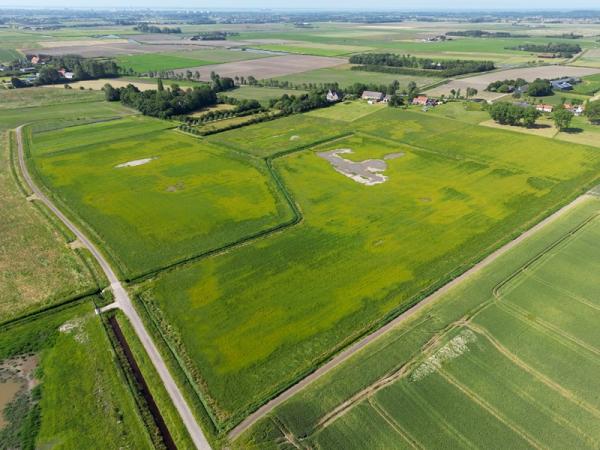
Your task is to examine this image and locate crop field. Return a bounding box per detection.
[221,85,308,105]
[28,116,294,279]
[273,64,439,88]
[237,194,600,449]
[427,65,600,100]
[171,54,346,81]
[0,301,152,449]
[250,42,371,57]
[115,53,215,73]
[571,48,600,68]
[138,105,600,427]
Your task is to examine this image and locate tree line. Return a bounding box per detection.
[133,23,181,33]
[507,42,581,57]
[349,53,495,77]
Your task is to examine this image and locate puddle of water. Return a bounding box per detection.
[0,379,24,428]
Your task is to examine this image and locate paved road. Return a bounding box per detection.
[15,126,211,450]
[228,192,593,440]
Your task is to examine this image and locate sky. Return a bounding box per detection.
[1,0,600,9]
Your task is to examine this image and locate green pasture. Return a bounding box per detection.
[220,85,307,106]
[249,42,367,57]
[273,64,439,88]
[573,73,600,96]
[115,53,212,73]
[141,106,600,425]
[237,195,600,449]
[170,49,274,63]
[0,301,152,449]
[28,118,294,279]
[305,100,386,121]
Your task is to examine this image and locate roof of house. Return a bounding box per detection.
[362,90,383,98]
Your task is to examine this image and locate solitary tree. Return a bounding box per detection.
[466,87,478,99]
[552,107,574,131]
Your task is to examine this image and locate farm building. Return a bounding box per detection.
[551,77,580,91]
[326,90,341,102]
[361,90,384,102]
[536,104,554,113]
[565,103,585,116]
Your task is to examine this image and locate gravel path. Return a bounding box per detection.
[15,125,211,450]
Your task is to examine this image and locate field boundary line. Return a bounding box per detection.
[468,323,600,420]
[439,370,544,449]
[227,192,597,441]
[369,398,424,450]
[14,125,212,450]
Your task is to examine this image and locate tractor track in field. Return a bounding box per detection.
[15,125,211,450]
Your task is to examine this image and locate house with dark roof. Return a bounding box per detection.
[361,90,384,102]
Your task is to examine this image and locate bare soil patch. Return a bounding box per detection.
[428,65,600,100]
[318,148,404,186]
[172,54,346,80]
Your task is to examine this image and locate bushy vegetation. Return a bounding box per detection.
[507,42,582,57]
[486,78,528,93]
[487,102,541,127]
[133,23,181,33]
[527,78,554,97]
[349,53,495,77]
[104,81,217,119]
[191,31,238,40]
[586,100,600,123]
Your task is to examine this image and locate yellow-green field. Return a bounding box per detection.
[132,105,600,429]
[237,194,600,450]
[27,116,294,279]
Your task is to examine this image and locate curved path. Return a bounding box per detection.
[228,192,594,440]
[15,126,211,450]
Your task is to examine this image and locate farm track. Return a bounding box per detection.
[228,192,597,441]
[15,125,212,450]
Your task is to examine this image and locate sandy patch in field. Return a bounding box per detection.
[290,135,300,141]
[0,354,38,427]
[172,54,346,80]
[427,65,600,100]
[318,148,404,186]
[44,78,157,91]
[116,157,155,168]
[37,39,128,48]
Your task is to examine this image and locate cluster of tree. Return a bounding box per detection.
[133,23,181,33]
[586,100,600,123]
[552,106,574,131]
[526,78,553,97]
[507,42,581,57]
[269,91,330,115]
[446,30,529,38]
[547,32,582,39]
[486,78,528,93]
[208,71,235,91]
[103,80,217,119]
[349,53,494,77]
[488,102,541,128]
[48,55,118,79]
[191,31,238,40]
[185,99,264,125]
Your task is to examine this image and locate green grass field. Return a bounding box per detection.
[220,86,307,106]
[28,117,295,279]
[250,42,369,57]
[237,194,600,449]
[0,89,132,321]
[573,73,600,95]
[116,53,213,73]
[273,64,439,88]
[138,105,600,427]
[0,301,152,449]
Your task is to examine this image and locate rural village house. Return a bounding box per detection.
[536,104,554,113]
[326,90,341,102]
[361,90,384,102]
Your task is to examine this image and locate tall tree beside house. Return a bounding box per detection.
[585,100,600,124]
[552,106,574,131]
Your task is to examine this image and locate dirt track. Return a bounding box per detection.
[228,192,593,441]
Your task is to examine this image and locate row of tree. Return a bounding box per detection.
[507,42,581,57]
[349,53,495,77]
[133,24,181,33]
[446,30,529,38]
